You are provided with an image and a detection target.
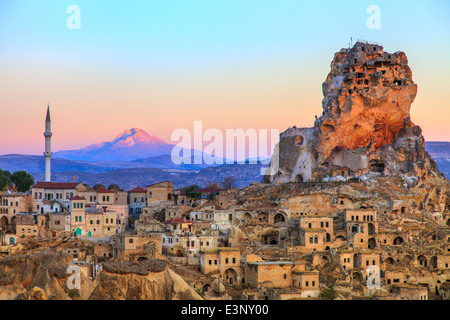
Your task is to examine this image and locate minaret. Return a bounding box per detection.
[44,104,52,182]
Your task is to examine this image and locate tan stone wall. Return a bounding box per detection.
[48,214,67,232]
[147,181,173,204]
[16,224,38,238]
[246,263,305,289]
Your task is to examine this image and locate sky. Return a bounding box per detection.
[0,0,449,156]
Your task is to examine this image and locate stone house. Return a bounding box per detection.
[200,248,241,287]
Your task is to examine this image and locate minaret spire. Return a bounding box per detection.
[44,104,52,182]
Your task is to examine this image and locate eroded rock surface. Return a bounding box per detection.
[265,42,444,188]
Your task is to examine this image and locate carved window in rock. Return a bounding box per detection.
[295,135,304,146]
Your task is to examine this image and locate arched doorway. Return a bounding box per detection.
[243,212,252,221]
[137,256,148,262]
[430,256,438,269]
[384,257,394,265]
[353,254,359,268]
[393,237,404,245]
[75,228,81,236]
[294,174,303,182]
[88,231,92,237]
[368,238,377,249]
[368,223,376,235]
[9,237,15,245]
[418,255,427,267]
[274,213,285,223]
[262,233,278,245]
[225,269,237,285]
[326,233,331,242]
[176,250,183,257]
[0,216,8,227]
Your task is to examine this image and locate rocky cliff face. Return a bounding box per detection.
[87,260,202,300]
[265,42,445,187]
[0,252,202,300]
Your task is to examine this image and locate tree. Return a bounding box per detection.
[219,176,235,190]
[0,169,12,190]
[205,182,219,189]
[184,184,201,199]
[10,171,34,192]
[320,286,337,300]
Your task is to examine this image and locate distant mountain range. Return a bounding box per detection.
[0,129,448,190]
[425,141,450,178]
[54,128,177,161]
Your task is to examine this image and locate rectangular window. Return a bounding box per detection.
[90,220,93,225]
[129,239,133,244]
[214,260,217,265]
[225,258,229,264]
[232,257,236,263]
[305,281,309,287]
[209,260,212,265]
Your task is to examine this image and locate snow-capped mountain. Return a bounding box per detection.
[54,128,176,161]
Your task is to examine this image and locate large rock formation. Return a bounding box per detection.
[265,42,445,186]
[0,252,202,300]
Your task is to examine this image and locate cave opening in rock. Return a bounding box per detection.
[369,160,385,173]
